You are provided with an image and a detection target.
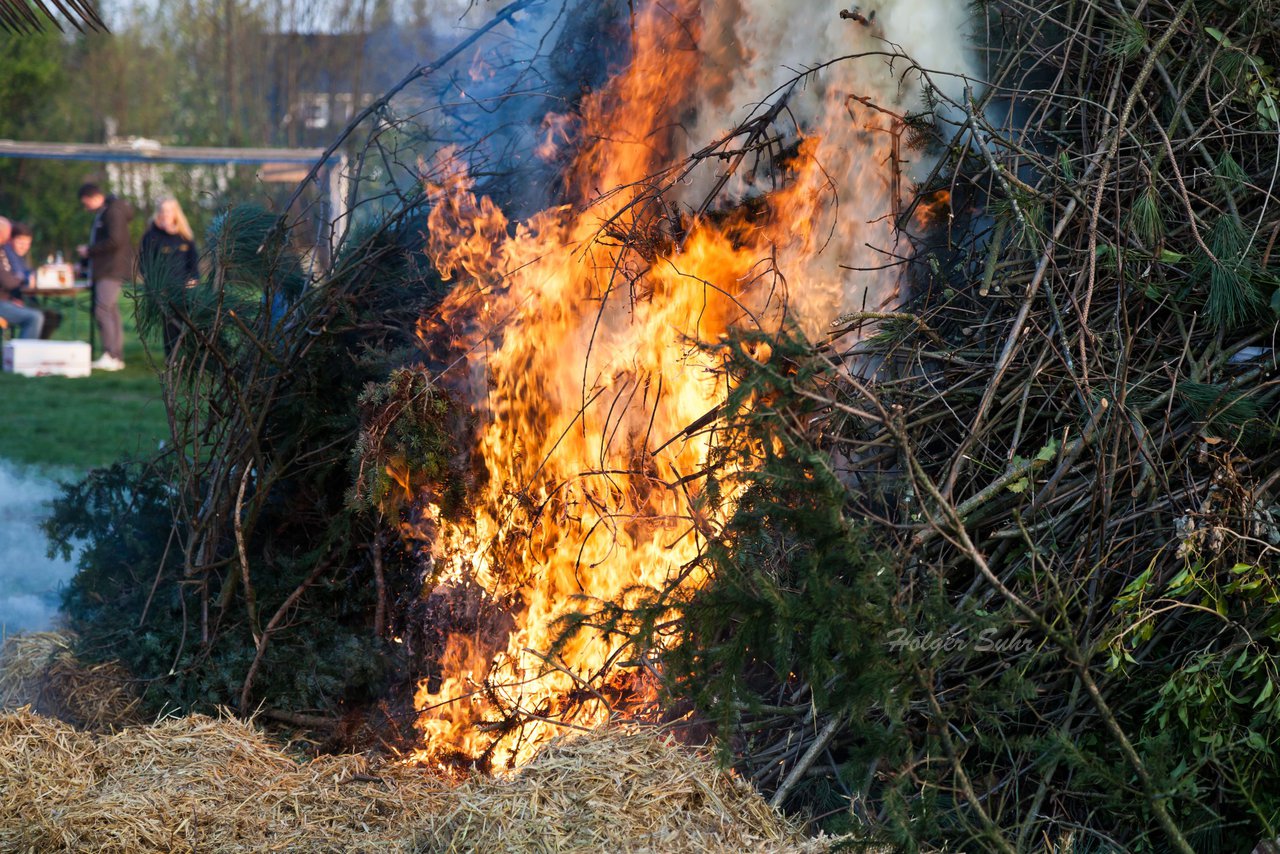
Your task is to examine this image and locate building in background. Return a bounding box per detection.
[269,27,444,147]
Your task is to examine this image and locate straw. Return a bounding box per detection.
[417,729,836,854]
[0,632,140,730]
[0,709,833,853]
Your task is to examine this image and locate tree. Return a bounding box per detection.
[0,28,99,254]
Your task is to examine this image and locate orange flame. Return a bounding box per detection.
[912,189,953,231]
[409,0,910,767]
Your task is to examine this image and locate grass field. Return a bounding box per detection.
[0,291,169,472]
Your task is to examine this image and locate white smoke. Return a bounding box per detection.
[685,0,978,333]
[428,0,979,332]
[0,463,77,635]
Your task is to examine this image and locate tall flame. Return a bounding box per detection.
[410,0,970,767]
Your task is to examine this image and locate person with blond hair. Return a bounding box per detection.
[138,197,200,357]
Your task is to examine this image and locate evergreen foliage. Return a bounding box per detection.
[46,460,388,714]
[45,201,450,718]
[349,366,462,515]
[655,331,900,737]
[598,327,1280,851]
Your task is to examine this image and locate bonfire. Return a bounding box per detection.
[18,0,1280,849]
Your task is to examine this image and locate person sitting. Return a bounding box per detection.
[0,216,43,340]
[6,222,62,339]
[138,197,199,357]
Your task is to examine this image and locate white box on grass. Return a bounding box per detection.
[3,340,92,378]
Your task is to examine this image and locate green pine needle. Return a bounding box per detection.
[1108,16,1148,59]
[1215,152,1248,188]
[1127,185,1165,247]
[1177,380,1272,444]
[1201,216,1265,327]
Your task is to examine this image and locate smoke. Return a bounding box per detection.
[0,463,77,635]
[683,0,978,333]
[414,0,977,273]
[372,0,633,227]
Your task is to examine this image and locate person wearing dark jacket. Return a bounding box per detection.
[0,216,43,339]
[138,198,199,356]
[77,183,134,371]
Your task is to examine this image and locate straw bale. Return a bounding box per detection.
[0,632,140,730]
[0,710,831,854]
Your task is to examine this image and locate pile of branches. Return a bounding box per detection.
[603,0,1280,850]
[47,195,447,727]
[46,0,623,736]
[43,0,1280,847]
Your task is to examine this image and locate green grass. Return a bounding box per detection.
[0,291,170,472]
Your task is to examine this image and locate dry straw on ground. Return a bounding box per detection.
[0,708,441,853]
[420,729,834,854]
[0,632,140,730]
[0,706,831,853]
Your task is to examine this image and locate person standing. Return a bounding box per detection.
[77,183,134,371]
[0,216,43,340]
[138,197,199,356]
